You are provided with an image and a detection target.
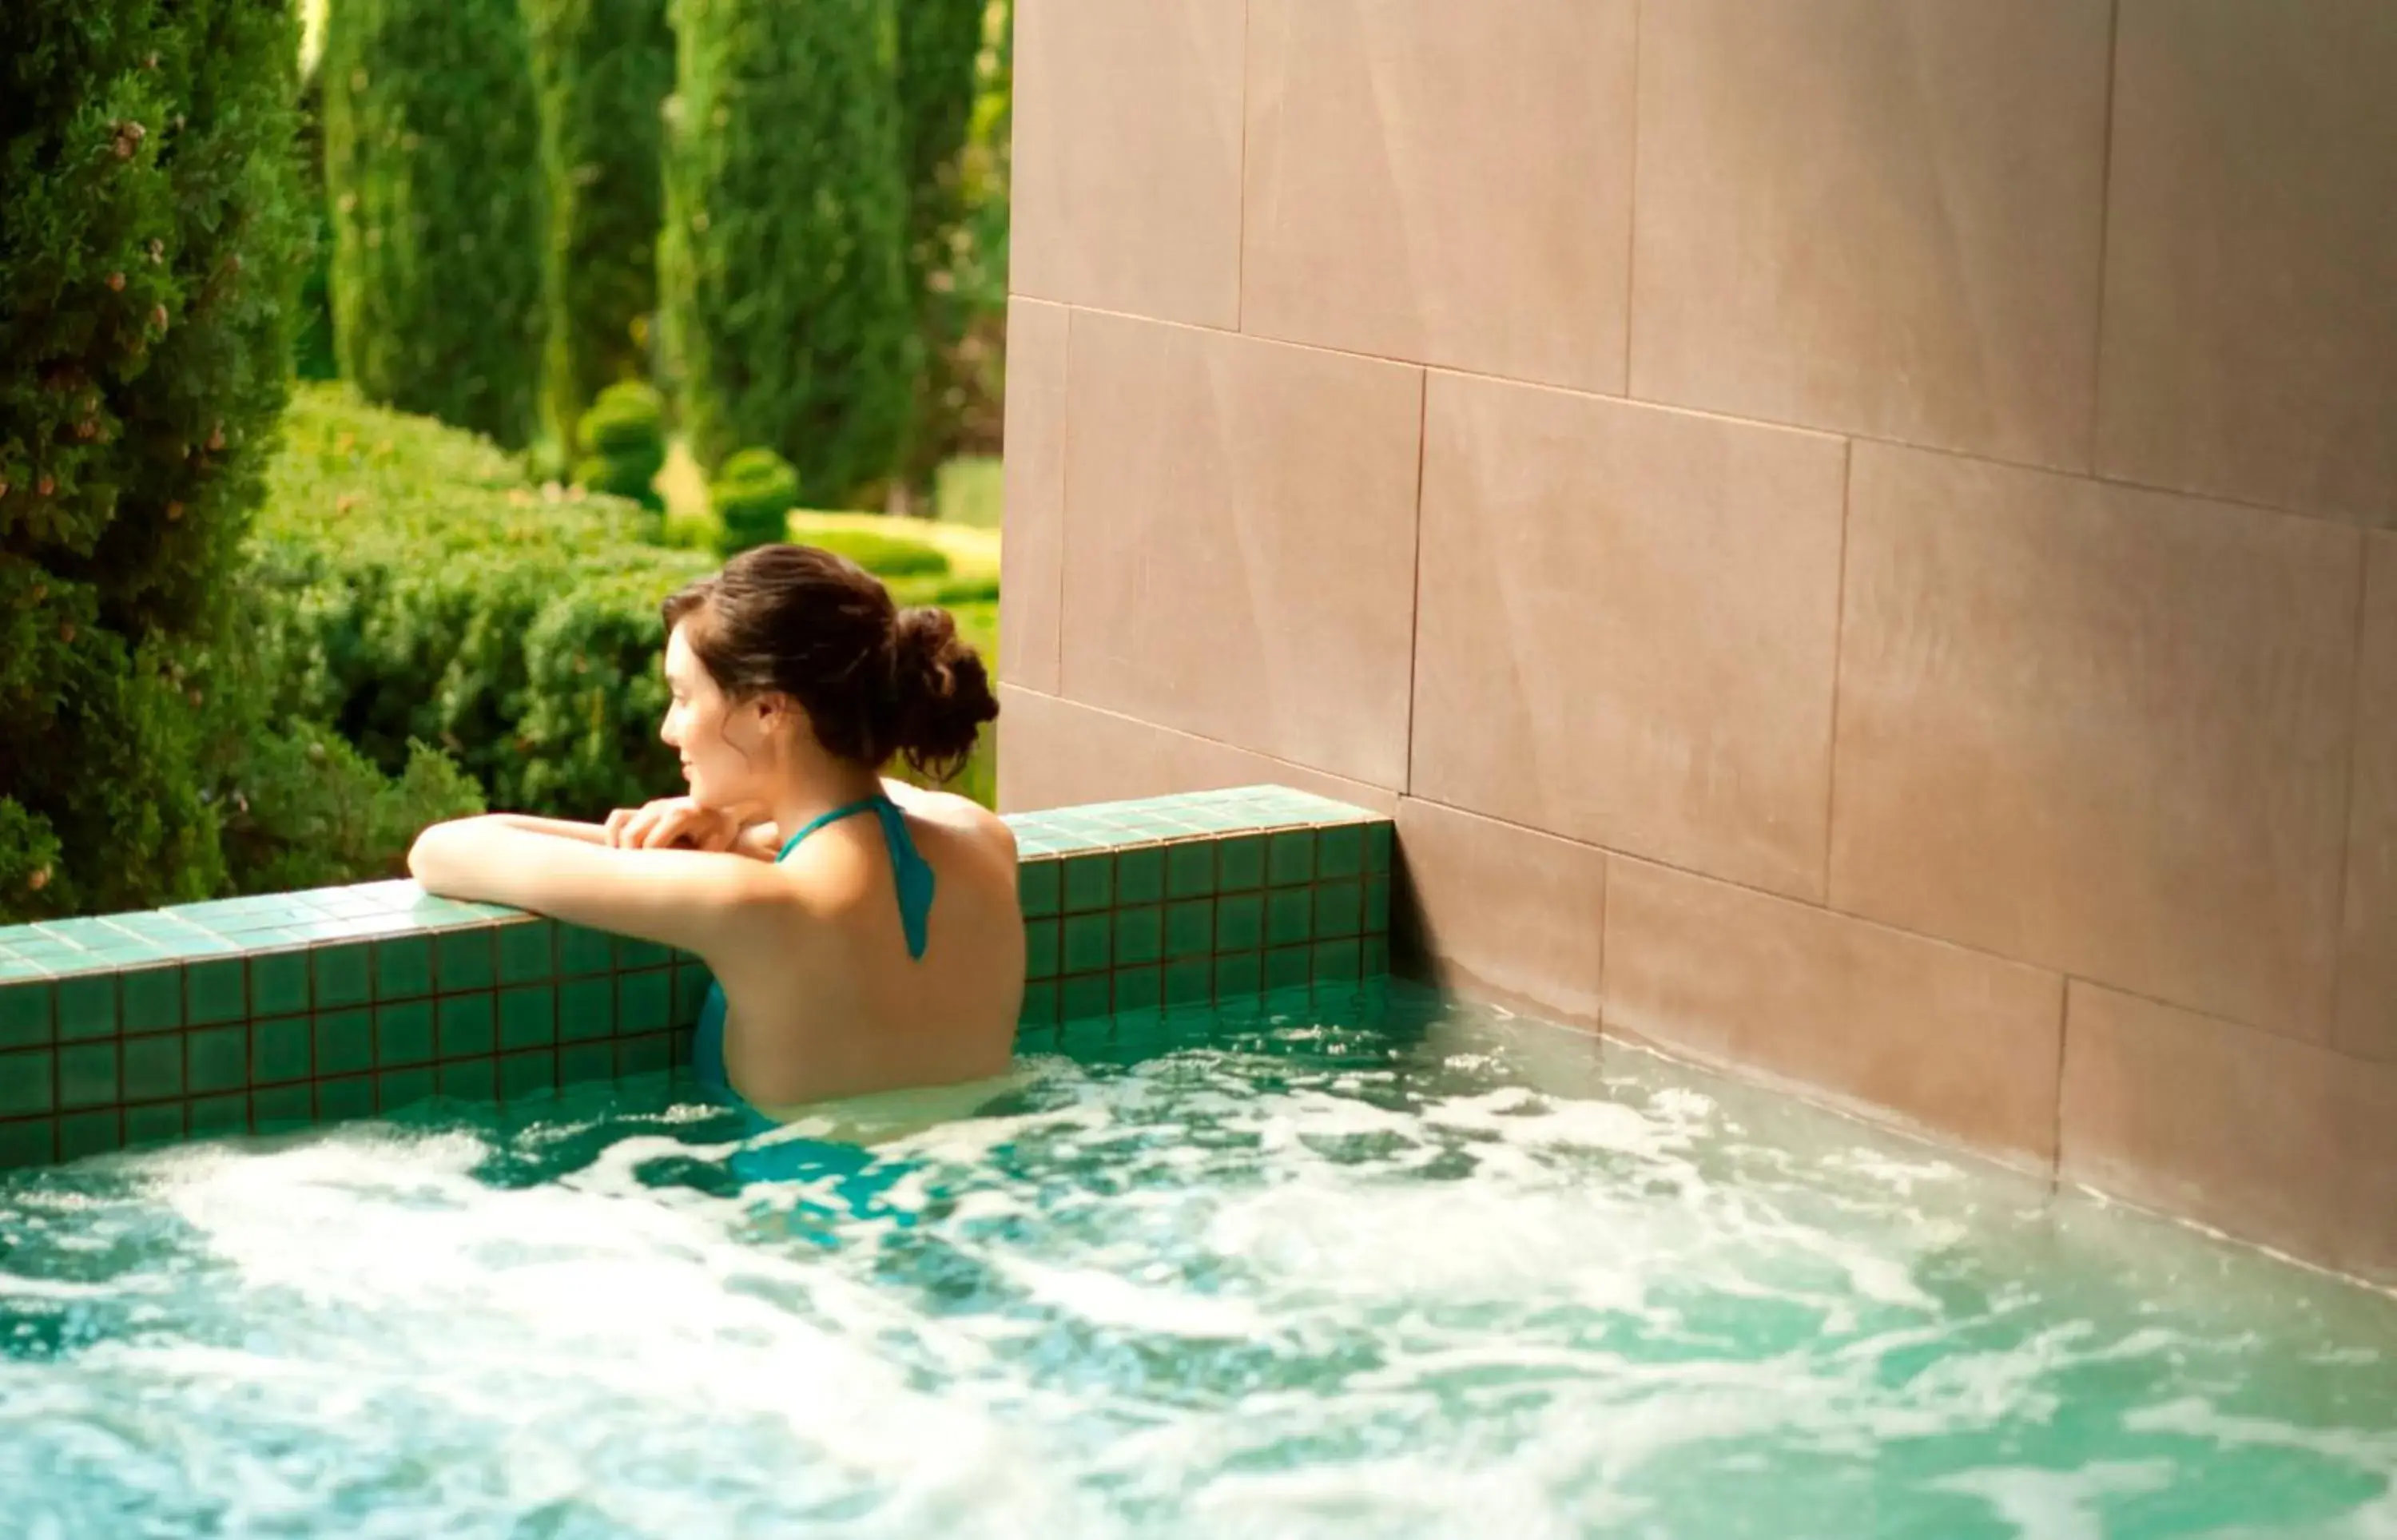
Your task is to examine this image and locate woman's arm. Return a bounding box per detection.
[407,815,795,959]
[484,814,613,845]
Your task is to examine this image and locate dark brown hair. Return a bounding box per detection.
[661,543,998,780]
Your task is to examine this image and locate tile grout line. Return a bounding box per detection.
[2081,0,2125,474]
[1617,0,1645,398]
[2323,538,2377,1043]
[1401,369,1430,799]
[1819,437,1856,907]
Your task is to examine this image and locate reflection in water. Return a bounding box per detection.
[1,987,2391,1538]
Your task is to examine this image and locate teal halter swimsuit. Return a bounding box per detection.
[693,794,936,1199]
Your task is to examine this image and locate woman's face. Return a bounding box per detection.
[661,625,772,809]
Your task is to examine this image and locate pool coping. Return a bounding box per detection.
[0,785,1393,1171]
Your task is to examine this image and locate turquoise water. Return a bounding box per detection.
[2,987,2393,1538]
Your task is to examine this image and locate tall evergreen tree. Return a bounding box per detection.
[0,0,306,918]
[662,0,916,502]
[526,0,674,455]
[322,0,547,449]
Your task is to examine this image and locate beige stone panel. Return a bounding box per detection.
[1411,373,1847,900]
[1241,0,1636,392]
[1603,855,2065,1164]
[995,685,1398,817]
[1831,444,2362,1039]
[2338,535,2397,1061]
[1011,0,1245,326]
[1630,0,2112,470]
[2061,984,2397,1285]
[1393,798,1608,1027]
[1057,312,1422,790]
[2097,1,2397,526]
[997,300,1069,694]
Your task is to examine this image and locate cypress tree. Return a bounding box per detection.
[526,0,674,455]
[891,0,993,494]
[0,0,305,919]
[321,0,547,449]
[662,0,916,502]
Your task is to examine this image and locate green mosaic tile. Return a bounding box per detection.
[1059,973,1112,1023]
[58,1042,120,1110]
[1362,935,1391,978]
[1164,959,1213,1007]
[125,1101,187,1148]
[1265,945,1313,993]
[558,1042,613,1087]
[122,1034,183,1102]
[1017,859,1062,919]
[33,918,127,948]
[498,920,556,985]
[617,1034,670,1077]
[252,1084,315,1133]
[0,959,48,984]
[313,944,371,1010]
[0,1050,54,1117]
[0,982,51,1050]
[252,1017,312,1085]
[614,935,672,970]
[374,936,433,1002]
[438,1058,498,1102]
[1266,888,1315,949]
[559,978,614,1042]
[1218,836,1266,892]
[375,1001,434,1067]
[1318,824,1365,881]
[1267,831,1318,887]
[558,924,614,978]
[674,964,710,1030]
[376,1068,434,1113]
[1062,854,1115,915]
[1313,939,1362,982]
[1366,823,1393,875]
[618,970,671,1034]
[123,966,183,1034]
[1162,899,1214,961]
[1115,966,1164,1014]
[1017,981,1059,1029]
[248,951,310,1019]
[58,1109,124,1161]
[435,930,496,993]
[186,959,246,1026]
[316,1009,374,1077]
[316,1075,375,1124]
[1217,893,1263,954]
[499,1049,558,1101]
[1116,847,1165,906]
[1024,919,1059,982]
[189,1093,248,1138]
[1364,876,1391,935]
[1167,843,1217,899]
[1114,907,1163,968]
[499,985,557,1051]
[438,994,497,1058]
[188,1026,247,1096]
[1061,914,1111,975]
[0,1118,55,1171]
[1214,952,1263,999]
[1314,880,1364,940]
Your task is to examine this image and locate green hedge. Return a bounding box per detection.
[0,0,308,920]
[709,446,798,558]
[661,0,916,502]
[527,0,674,452]
[323,0,548,449]
[254,386,712,820]
[572,379,666,514]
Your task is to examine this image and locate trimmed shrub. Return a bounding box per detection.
[708,447,797,558]
[253,387,714,820]
[572,379,666,513]
[322,0,548,448]
[526,0,674,451]
[0,0,308,921]
[661,0,916,502]
[806,528,950,581]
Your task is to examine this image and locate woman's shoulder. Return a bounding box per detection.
[880,780,1016,861]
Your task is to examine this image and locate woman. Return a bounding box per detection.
[408,543,1023,1133]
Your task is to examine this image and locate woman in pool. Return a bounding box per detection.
[407,543,1023,1129]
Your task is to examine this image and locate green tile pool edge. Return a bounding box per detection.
[0,787,1393,1169]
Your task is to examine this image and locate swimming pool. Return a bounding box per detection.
[2,985,2391,1537]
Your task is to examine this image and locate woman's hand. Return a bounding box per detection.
[603,797,745,853]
